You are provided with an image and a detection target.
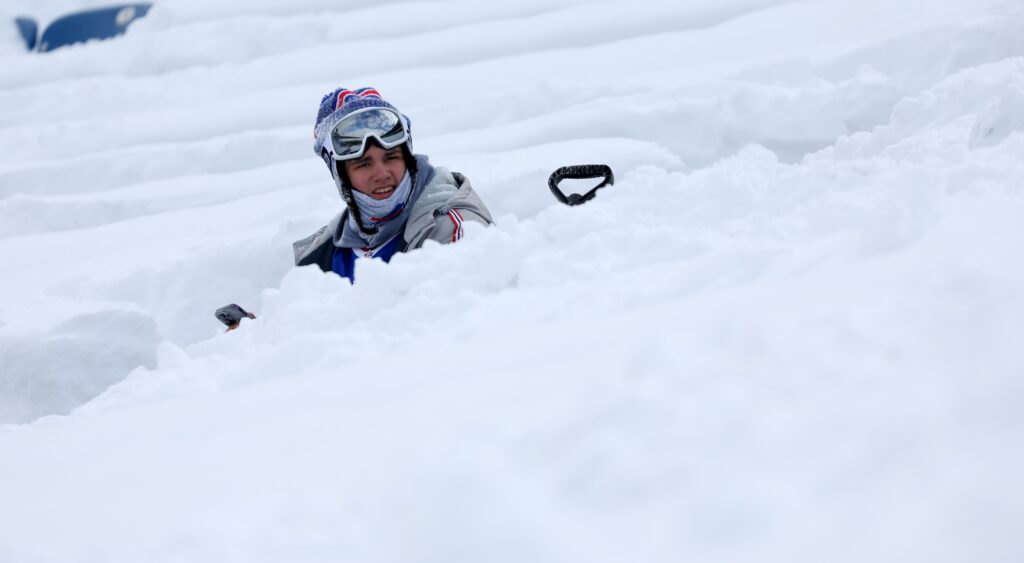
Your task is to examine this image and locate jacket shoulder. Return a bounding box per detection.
[293,212,344,271]
[403,170,493,249]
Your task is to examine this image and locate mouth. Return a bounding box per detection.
[370,185,395,199]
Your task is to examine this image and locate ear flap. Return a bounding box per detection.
[323,149,350,190]
[336,161,351,193]
[401,143,417,177]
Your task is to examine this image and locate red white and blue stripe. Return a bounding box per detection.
[446,209,464,242]
[334,87,381,109]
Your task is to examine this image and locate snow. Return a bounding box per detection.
[1,0,1023,561]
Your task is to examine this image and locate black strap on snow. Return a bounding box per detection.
[548,164,614,206]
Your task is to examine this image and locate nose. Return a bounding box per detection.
[369,159,392,182]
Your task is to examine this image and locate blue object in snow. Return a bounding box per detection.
[14,3,153,53]
[14,17,37,51]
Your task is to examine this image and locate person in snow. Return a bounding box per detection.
[292,87,492,282]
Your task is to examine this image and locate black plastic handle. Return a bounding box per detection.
[548,164,614,206]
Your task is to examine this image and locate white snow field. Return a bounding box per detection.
[2,0,1023,561]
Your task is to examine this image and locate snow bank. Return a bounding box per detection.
[0,300,158,423]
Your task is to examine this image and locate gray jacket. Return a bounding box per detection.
[292,166,492,272]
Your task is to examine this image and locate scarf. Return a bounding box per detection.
[352,171,413,227]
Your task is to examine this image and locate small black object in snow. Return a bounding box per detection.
[215,304,256,331]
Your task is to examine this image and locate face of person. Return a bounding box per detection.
[343,145,407,200]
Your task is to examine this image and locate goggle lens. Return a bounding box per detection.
[330,108,407,159]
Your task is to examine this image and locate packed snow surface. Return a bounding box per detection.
[2,0,1023,561]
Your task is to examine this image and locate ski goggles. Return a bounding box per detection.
[327,107,409,161]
